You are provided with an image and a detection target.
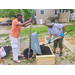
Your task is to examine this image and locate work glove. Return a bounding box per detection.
[48,39,51,44]
[61,32,64,37]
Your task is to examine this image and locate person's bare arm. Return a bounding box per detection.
[17,19,32,26]
[22,23,31,27]
[49,34,52,39]
[62,25,65,32]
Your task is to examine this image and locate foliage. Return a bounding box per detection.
[22,9,33,20]
[0,9,34,20]
[62,9,74,13]
[0,9,20,18]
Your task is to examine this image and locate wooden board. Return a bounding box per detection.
[36,37,55,65]
[63,38,75,54]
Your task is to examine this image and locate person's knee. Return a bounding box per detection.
[59,44,63,48]
[11,43,18,49]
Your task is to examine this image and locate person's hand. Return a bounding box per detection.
[28,19,31,23]
[29,19,33,23]
[29,19,31,22]
[48,39,51,43]
[31,19,33,23]
[61,32,64,37]
[23,23,30,27]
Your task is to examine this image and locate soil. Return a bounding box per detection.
[40,45,52,55]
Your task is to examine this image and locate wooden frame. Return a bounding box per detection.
[63,38,75,54]
[36,37,55,65]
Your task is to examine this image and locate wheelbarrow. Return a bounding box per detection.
[23,32,42,59]
[23,18,41,59]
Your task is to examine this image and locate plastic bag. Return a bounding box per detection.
[0,47,6,57]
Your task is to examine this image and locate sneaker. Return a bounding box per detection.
[59,53,62,57]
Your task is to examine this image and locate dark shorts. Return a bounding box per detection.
[54,37,63,49]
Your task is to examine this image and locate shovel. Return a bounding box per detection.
[42,29,73,46]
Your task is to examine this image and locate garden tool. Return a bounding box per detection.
[42,29,73,46]
[23,17,33,59]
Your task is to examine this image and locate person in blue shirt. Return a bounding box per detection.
[46,20,65,56]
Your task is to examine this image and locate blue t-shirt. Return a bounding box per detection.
[48,23,63,39]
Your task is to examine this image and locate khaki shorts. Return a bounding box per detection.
[54,37,63,49]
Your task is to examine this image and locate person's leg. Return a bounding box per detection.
[53,47,56,54]
[12,47,18,61]
[59,38,63,56]
[18,38,24,57]
[53,39,58,54]
[60,48,63,53]
[18,38,21,56]
[10,36,20,62]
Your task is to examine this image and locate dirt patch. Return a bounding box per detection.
[0,26,11,34]
[0,37,7,43]
[40,45,52,55]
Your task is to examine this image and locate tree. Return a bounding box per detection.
[0,9,20,18]
[62,9,74,13]
[0,9,34,20]
[22,9,33,20]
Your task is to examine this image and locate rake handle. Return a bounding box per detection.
[51,29,73,43]
[43,29,73,45]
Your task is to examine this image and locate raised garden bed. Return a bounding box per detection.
[36,37,55,65]
[63,38,75,54]
[40,45,52,55]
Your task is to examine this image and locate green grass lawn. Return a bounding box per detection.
[20,25,75,38]
[20,26,48,37]
[65,25,75,38]
[0,34,9,37]
[69,22,75,25]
